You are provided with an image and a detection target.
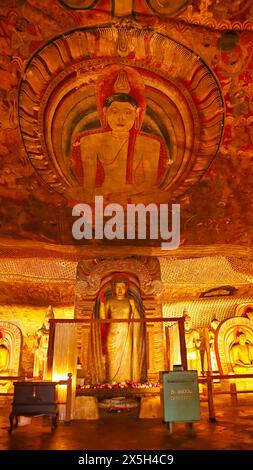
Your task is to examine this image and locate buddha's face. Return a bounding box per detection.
[115,282,127,298]
[105,101,137,132]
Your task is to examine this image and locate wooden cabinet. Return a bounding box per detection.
[9,381,58,432]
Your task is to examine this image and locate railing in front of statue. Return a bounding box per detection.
[0,373,72,423]
[47,316,188,376]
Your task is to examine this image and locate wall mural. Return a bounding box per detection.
[0,0,252,245]
[19,24,224,204]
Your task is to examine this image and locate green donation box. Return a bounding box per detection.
[160,371,201,424]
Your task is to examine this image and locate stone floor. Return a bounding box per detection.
[0,394,253,451]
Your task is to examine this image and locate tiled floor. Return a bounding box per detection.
[1,395,253,450]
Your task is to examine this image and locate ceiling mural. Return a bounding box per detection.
[0,0,252,246]
[19,25,223,204]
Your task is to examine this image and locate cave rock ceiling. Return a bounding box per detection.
[0,0,252,247]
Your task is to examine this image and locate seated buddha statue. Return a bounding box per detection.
[184,311,202,373]
[68,66,168,204]
[231,331,253,374]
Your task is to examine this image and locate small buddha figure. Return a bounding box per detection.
[99,277,146,383]
[184,311,202,373]
[0,331,9,374]
[209,318,220,372]
[231,331,253,374]
[33,305,54,379]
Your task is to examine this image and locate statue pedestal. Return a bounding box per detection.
[58,404,66,421]
[139,396,161,419]
[74,396,99,419]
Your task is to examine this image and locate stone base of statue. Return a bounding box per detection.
[139,396,161,419]
[74,396,99,419]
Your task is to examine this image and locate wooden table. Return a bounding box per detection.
[9,381,58,433]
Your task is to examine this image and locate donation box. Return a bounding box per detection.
[160,371,201,423]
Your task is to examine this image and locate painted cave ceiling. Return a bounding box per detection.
[0,0,253,248]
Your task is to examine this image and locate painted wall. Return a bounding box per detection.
[0,305,74,375]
